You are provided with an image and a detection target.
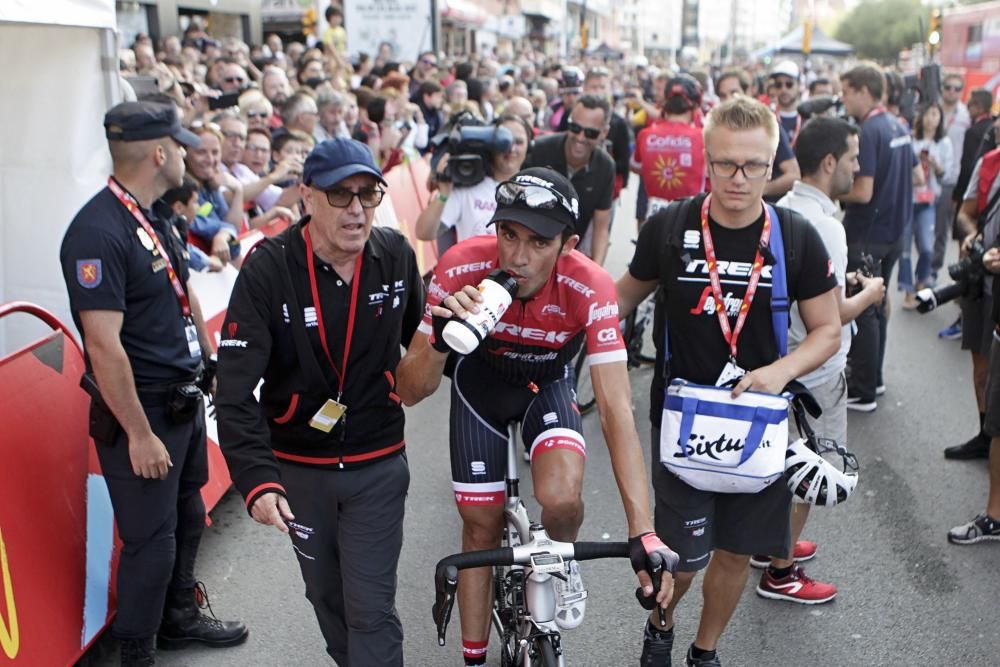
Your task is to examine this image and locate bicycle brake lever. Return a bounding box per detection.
[633,559,667,627]
[432,565,459,646]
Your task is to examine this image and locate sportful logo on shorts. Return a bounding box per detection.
[76,259,102,288]
[470,461,487,475]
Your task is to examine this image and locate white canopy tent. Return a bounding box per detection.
[0,0,121,354]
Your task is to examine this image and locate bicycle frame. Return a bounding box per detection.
[493,423,564,666]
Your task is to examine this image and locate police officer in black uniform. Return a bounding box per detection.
[215,137,424,665]
[60,101,247,666]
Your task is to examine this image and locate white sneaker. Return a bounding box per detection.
[554,560,587,629]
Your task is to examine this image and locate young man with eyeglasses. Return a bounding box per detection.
[215,138,425,665]
[397,166,679,667]
[617,97,840,666]
[526,94,616,265]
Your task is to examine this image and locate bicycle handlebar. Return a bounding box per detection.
[432,541,629,645]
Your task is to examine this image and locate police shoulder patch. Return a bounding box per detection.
[76,259,102,289]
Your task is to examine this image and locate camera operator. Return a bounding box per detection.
[415,113,531,243]
[937,115,1000,460]
[948,134,1000,544]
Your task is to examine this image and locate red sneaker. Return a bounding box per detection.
[755,565,837,604]
[749,540,818,569]
[792,539,817,562]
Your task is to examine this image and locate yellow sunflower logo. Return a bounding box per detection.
[655,155,685,189]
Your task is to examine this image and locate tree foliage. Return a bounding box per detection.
[835,0,927,63]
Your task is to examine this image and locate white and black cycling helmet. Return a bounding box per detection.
[784,437,859,507]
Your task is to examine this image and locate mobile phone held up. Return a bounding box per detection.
[209,92,240,110]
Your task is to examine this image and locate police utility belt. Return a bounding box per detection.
[81,368,213,443]
[660,198,792,494]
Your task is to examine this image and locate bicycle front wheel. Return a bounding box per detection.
[530,635,560,667]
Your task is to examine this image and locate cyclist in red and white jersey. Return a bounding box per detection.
[398,167,677,666]
[632,75,706,223]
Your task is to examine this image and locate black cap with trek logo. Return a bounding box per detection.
[489,167,581,239]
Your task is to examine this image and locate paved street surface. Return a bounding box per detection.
[86,182,1000,666]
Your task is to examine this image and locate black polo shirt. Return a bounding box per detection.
[60,183,200,386]
[526,132,615,239]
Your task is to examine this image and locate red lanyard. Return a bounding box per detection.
[107,177,191,317]
[863,106,886,122]
[700,194,772,360]
[303,223,362,400]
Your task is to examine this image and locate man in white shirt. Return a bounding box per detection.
[755,116,885,604]
[934,73,972,275]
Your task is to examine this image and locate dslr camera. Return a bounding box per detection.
[429,111,513,188]
[916,239,987,313]
[797,95,844,121]
[847,252,877,297]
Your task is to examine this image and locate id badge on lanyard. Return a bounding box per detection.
[184,317,202,358]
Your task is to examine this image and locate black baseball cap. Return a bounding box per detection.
[104,100,201,147]
[303,138,386,190]
[489,167,580,239]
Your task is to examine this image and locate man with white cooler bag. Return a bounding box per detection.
[616,97,841,667]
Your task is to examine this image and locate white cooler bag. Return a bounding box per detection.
[661,379,791,493]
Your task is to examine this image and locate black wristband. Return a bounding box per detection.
[431,313,453,353]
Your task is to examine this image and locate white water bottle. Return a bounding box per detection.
[442,270,519,354]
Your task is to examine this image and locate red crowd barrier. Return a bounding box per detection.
[0,302,118,665]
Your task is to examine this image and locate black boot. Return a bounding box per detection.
[157,582,248,650]
[944,433,991,460]
[120,637,155,666]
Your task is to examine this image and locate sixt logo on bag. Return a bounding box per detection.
[674,432,773,461]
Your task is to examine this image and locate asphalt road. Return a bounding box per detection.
[85,182,1000,666]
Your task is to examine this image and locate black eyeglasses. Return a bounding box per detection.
[771,79,796,90]
[496,180,579,222]
[323,186,385,209]
[567,121,601,140]
[224,76,246,85]
[943,84,963,92]
[706,153,771,180]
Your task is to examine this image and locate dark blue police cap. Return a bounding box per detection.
[303,138,386,190]
[104,100,201,147]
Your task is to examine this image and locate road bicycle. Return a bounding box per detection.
[432,423,632,666]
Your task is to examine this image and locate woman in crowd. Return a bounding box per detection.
[903,101,954,309]
[414,113,531,243]
[239,90,275,132]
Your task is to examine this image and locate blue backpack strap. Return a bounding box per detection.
[765,204,789,357]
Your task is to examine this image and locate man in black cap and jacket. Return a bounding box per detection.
[60,100,247,666]
[215,137,424,665]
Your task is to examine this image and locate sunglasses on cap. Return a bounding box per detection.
[567,121,601,140]
[496,180,578,222]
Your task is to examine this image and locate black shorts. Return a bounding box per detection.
[961,296,993,358]
[984,332,1000,437]
[449,354,584,506]
[650,427,792,572]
